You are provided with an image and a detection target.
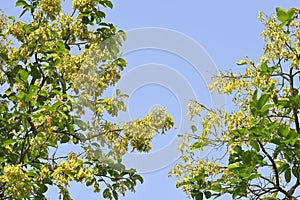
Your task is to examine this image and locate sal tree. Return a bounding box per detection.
[0,0,174,199]
[171,8,300,200]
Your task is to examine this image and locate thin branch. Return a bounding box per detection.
[288,67,300,134]
[287,178,300,196]
[257,139,295,199]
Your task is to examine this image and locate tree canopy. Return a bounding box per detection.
[0,0,174,199]
[171,7,300,200]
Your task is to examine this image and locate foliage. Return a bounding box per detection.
[0,0,174,199]
[170,7,300,200]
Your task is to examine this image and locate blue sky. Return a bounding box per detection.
[0,0,299,200]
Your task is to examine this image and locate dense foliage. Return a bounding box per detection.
[0,0,174,199]
[171,7,300,200]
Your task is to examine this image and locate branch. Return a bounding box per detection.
[288,67,300,134]
[257,139,295,199]
[287,178,300,196]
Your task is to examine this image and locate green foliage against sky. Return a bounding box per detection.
[0,0,173,199]
[171,7,300,200]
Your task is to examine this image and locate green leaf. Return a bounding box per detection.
[133,174,143,184]
[259,62,269,75]
[204,191,212,198]
[2,139,16,147]
[287,8,296,18]
[8,16,15,21]
[250,140,260,151]
[276,7,289,22]
[292,165,300,178]
[86,178,95,187]
[18,69,29,82]
[31,64,41,79]
[191,125,197,133]
[284,167,291,183]
[228,162,242,170]
[257,94,269,109]
[116,88,121,96]
[16,0,28,7]
[23,24,35,34]
[211,184,221,192]
[38,184,48,194]
[236,60,247,65]
[102,1,113,9]
[82,16,90,25]
[60,135,70,143]
[74,119,87,131]
[52,102,64,109]
[103,188,111,199]
[278,163,290,174]
[19,8,28,18]
[95,10,106,19]
[112,190,118,200]
[252,90,258,102]
[194,192,203,200]
[56,41,66,52]
[278,126,290,137]
[0,157,8,162]
[0,53,8,60]
[260,104,274,115]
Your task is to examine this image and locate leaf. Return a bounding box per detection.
[292,165,300,178]
[257,94,269,109]
[95,10,106,19]
[56,41,66,52]
[31,64,41,79]
[52,102,64,109]
[259,62,269,75]
[211,184,221,192]
[16,0,28,7]
[8,16,15,21]
[278,126,289,137]
[228,162,242,170]
[250,141,260,151]
[60,135,70,143]
[284,167,291,183]
[252,90,258,102]
[236,60,247,65]
[18,69,29,82]
[38,184,48,194]
[112,190,118,200]
[74,119,87,131]
[191,125,197,133]
[82,16,90,25]
[287,8,296,18]
[204,191,212,198]
[133,174,143,184]
[19,8,28,18]
[103,188,111,199]
[86,178,95,187]
[2,139,16,147]
[260,104,274,115]
[194,192,203,200]
[116,88,121,96]
[278,163,290,174]
[276,7,289,22]
[103,1,113,9]
[0,157,7,162]
[23,24,35,34]
[0,53,8,61]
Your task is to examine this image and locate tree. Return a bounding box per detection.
[0,0,174,199]
[170,7,300,200]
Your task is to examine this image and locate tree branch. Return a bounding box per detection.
[257,139,295,199]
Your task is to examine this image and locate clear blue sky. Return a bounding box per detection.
[0,1,299,200]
